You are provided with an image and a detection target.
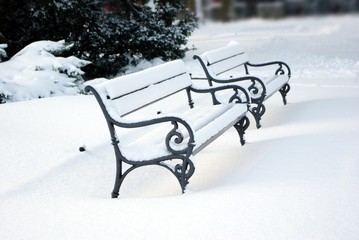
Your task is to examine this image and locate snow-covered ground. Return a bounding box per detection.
[1,15,359,240]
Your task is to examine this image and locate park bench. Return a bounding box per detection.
[85,59,251,198]
[193,42,291,128]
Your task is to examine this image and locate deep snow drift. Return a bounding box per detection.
[1,15,359,240]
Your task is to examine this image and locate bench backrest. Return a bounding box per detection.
[201,42,249,76]
[93,60,192,117]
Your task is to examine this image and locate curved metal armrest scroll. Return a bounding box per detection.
[165,120,196,155]
[116,116,196,155]
[246,61,291,78]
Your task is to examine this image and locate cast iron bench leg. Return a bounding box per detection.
[249,103,266,129]
[234,116,250,146]
[279,83,290,105]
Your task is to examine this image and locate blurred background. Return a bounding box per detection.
[184,0,359,21]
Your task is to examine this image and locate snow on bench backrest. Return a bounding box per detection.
[202,42,249,76]
[96,60,192,117]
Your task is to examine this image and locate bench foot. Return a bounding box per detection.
[111,191,119,198]
[279,83,290,105]
[250,103,266,129]
[173,158,195,193]
[234,116,250,145]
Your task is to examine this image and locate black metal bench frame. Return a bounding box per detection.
[85,60,251,198]
[193,44,291,128]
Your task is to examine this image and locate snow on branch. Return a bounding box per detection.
[0,40,91,103]
[0,44,7,61]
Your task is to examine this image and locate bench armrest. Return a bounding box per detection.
[190,84,251,106]
[85,84,195,155]
[193,54,263,84]
[246,61,291,77]
[117,115,196,155]
[194,76,266,105]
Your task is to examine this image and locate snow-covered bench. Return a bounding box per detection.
[193,42,291,128]
[85,60,251,198]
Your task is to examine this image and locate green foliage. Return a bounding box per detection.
[131,0,197,61]
[0,0,197,79]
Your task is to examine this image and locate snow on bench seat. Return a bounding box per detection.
[120,103,247,161]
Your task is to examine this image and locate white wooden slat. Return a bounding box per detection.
[100,60,191,100]
[209,52,249,76]
[111,73,190,116]
[203,42,247,64]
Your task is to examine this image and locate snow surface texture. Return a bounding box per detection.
[1,15,359,240]
[0,40,90,103]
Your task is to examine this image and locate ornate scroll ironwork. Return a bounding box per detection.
[248,79,259,95]
[275,63,285,75]
[233,116,250,145]
[249,103,266,129]
[172,156,195,191]
[228,88,242,103]
[279,83,290,105]
[165,121,195,155]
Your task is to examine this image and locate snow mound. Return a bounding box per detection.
[0,40,91,103]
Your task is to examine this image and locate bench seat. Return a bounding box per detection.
[120,103,247,161]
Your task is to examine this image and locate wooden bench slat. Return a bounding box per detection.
[111,73,190,117]
[207,52,249,76]
[105,60,190,99]
[202,42,247,64]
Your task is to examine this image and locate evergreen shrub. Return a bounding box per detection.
[0,0,197,79]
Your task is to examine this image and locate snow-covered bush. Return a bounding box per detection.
[0,40,90,104]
